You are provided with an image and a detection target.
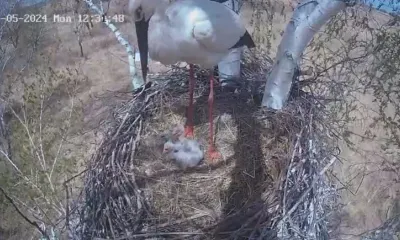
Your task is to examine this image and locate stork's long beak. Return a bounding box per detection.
[135,17,149,82]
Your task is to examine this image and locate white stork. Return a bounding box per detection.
[129,0,255,163]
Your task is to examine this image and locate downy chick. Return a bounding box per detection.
[162,125,204,169]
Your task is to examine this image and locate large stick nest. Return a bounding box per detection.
[70,50,340,240]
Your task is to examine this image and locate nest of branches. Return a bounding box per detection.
[70,50,340,240]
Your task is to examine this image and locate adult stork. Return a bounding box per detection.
[129,0,255,163]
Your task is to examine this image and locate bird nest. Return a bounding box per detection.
[70,51,340,239]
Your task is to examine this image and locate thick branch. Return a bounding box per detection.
[262,0,347,110]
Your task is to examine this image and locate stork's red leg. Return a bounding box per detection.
[207,70,221,162]
[184,64,195,138]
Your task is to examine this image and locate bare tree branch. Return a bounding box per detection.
[0,186,50,240]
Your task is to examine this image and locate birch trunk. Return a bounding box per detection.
[261,0,347,110]
[84,0,144,90]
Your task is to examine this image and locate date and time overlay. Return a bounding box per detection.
[0,13,125,23]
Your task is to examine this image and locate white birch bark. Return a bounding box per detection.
[84,0,144,90]
[261,0,348,110]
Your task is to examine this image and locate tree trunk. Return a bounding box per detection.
[261,0,347,110]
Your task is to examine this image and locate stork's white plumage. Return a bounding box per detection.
[130,0,255,163]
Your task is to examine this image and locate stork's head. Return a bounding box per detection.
[163,141,177,154]
[129,0,160,22]
[130,0,170,82]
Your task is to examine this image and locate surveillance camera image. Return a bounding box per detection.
[0,0,399,239]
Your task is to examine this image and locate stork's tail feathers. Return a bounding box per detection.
[231,30,256,49]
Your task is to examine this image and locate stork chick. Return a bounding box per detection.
[163,125,204,170]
